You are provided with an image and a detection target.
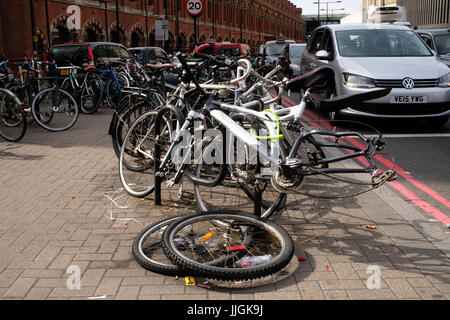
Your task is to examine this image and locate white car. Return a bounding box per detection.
[301,24,450,126]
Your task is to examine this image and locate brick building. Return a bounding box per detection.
[0,0,306,60]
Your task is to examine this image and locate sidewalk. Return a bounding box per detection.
[0,108,448,300]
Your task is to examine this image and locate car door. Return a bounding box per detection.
[418,33,435,51]
[301,29,325,74]
[318,29,335,67]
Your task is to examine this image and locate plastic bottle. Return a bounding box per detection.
[233,255,273,268]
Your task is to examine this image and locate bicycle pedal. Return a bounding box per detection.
[371,170,397,187]
[387,170,397,181]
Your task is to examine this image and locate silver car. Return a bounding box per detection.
[301,24,450,126]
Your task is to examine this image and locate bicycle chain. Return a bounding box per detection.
[272,165,397,200]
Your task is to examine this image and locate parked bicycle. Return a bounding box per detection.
[0,67,27,142]
[31,63,79,132]
[128,53,396,281]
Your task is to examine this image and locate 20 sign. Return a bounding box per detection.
[186,0,204,17]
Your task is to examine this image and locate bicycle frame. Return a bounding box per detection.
[96,67,122,93]
[156,86,380,190]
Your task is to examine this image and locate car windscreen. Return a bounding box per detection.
[93,45,132,61]
[336,29,432,57]
[435,34,450,55]
[149,48,167,59]
[265,43,288,56]
[290,45,306,59]
[50,45,89,66]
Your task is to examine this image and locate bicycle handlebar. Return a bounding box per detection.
[192,52,233,69]
[175,52,205,94]
[229,59,252,85]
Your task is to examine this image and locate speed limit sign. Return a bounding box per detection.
[186,0,204,17]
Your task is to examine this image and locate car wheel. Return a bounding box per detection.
[426,115,449,128]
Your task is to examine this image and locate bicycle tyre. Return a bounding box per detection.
[7,84,33,124]
[119,109,175,197]
[105,75,129,109]
[80,78,103,114]
[161,211,294,281]
[0,89,27,142]
[193,113,286,217]
[31,87,79,132]
[132,215,185,276]
[111,96,157,160]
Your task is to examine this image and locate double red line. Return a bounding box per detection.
[280,94,450,226]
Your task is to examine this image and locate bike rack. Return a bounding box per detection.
[253,160,263,218]
[153,123,264,218]
[153,112,163,206]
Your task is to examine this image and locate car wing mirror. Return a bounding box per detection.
[316,50,330,60]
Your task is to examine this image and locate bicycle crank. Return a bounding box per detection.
[371,170,397,188]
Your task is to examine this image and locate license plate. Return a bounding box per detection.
[390,95,428,103]
[60,69,70,76]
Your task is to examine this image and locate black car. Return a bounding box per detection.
[255,39,296,76]
[128,46,169,64]
[49,42,133,67]
[263,40,296,65]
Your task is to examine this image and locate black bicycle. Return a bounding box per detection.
[31,63,79,132]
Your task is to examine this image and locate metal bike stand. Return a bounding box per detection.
[253,153,263,218]
[154,116,162,206]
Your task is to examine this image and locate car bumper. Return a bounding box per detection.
[337,86,450,118]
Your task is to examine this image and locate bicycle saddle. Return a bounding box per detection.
[84,65,97,72]
[286,66,335,92]
[319,88,392,112]
[145,63,173,71]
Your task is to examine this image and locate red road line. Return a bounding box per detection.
[300,111,450,225]
[279,94,450,226]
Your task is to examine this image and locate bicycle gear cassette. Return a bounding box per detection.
[270,169,305,193]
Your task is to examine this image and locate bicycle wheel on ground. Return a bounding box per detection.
[80,78,103,114]
[106,75,129,109]
[119,109,175,197]
[193,113,286,218]
[132,215,185,276]
[111,95,158,160]
[161,211,294,281]
[7,84,33,124]
[0,89,27,142]
[271,134,328,195]
[31,87,79,132]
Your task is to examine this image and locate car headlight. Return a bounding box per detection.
[438,72,450,87]
[344,73,376,89]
